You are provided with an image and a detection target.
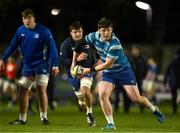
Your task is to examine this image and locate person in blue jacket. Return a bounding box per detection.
[0,9,59,125]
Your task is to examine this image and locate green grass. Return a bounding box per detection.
[0,103,180,132]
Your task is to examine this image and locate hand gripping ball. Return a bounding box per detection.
[70,65,83,78]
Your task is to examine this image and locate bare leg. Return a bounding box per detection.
[37,85,48,120]
[20,87,29,113]
[123,85,155,109]
[19,76,35,122]
[98,81,115,125]
[80,86,92,108]
[123,85,165,123]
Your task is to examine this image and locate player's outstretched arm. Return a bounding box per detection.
[80,57,115,76]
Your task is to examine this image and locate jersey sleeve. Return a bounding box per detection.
[2,31,19,61]
[44,29,59,67]
[107,44,123,60]
[85,32,95,44]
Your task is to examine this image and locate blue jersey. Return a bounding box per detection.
[84,31,130,73]
[2,23,58,68]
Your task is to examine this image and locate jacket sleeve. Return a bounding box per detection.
[2,31,19,61]
[45,29,59,67]
[59,41,72,68]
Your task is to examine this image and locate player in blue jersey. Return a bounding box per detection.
[60,21,96,127]
[72,17,165,130]
[0,9,59,125]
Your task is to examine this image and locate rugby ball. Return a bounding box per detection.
[70,65,83,78]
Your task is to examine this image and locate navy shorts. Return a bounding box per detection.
[100,67,137,86]
[22,63,50,77]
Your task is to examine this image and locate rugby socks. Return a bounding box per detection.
[40,112,47,121]
[105,115,114,125]
[149,104,156,112]
[86,106,92,114]
[19,113,27,122]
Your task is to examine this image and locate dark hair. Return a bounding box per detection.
[21,8,35,18]
[69,21,83,31]
[97,17,113,29]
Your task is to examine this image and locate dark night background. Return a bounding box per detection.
[0,0,180,72]
[0,0,180,43]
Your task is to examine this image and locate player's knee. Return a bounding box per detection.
[129,95,139,103]
[78,99,85,106]
[132,95,143,103]
[81,87,90,95]
[20,88,29,97]
[37,86,47,94]
[99,91,108,101]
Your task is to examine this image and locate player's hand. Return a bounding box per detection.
[77,52,88,61]
[51,67,59,76]
[0,60,5,71]
[80,67,91,77]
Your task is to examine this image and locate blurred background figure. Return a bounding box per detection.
[142,57,158,104]
[164,49,180,114]
[0,61,6,105]
[128,46,148,113]
[0,57,17,108]
[47,72,56,111]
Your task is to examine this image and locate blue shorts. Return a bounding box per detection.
[100,67,137,86]
[22,63,50,77]
[68,74,92,92]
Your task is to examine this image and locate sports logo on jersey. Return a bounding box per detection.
[85,44,90,49]
[34,33,39,38]
[43,69,47,73]
[49,35,53,39]
[21,33,25,37]
[130,80,135,84]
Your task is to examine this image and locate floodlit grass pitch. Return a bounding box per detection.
[0,103,180,132]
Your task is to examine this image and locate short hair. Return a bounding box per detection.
[69,21,83,31]
[97,17,113,29]
[21,8,35,18]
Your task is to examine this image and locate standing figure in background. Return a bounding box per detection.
[0,57,17,107]
[0,9,59,125]
[60,21,96,127]
[142,58,158,102]
[4,57,17,107]
[47,71,56,110]
[129,46,148,113]
[164,49,180,114]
